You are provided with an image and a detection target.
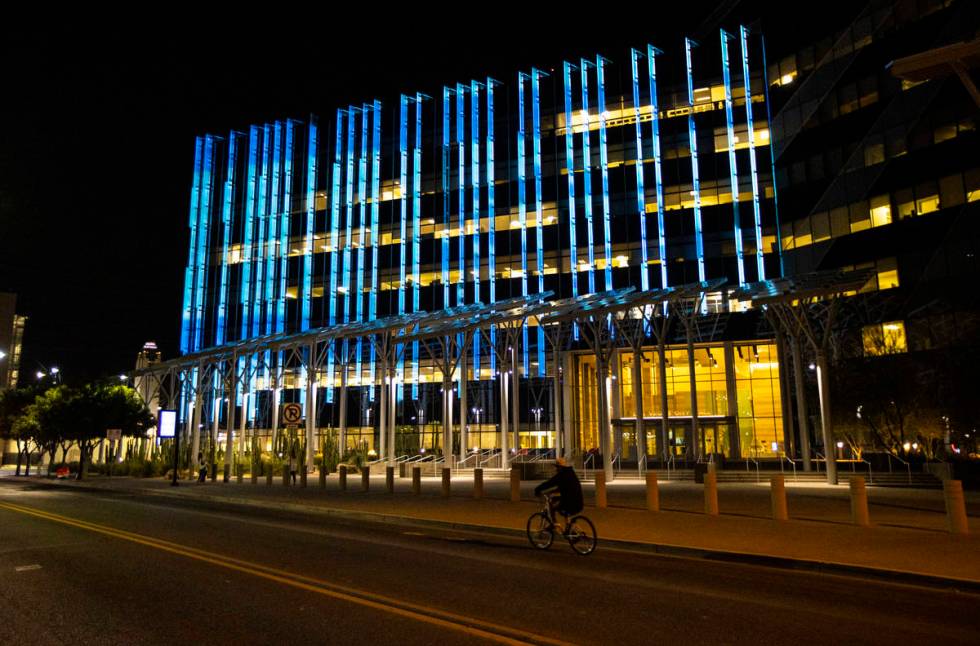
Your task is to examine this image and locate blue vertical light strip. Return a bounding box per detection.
[302,119,318,331]
[596,56,613,294]
[216,133,237,345]
[580,60,596,295]
[252,125,271,340]
[486,79,497,375]
[685,38,706,283]
[369,101,382,393]
[180,137,204,355]
[741,25,766,281]
[342,109,356,328]
[470,80,481,377]
[278,121,295,333]
[647,46,668,290]
[355,108,368,383]
[517,72,529,376]
[630,50,650,292]
[265,123,282,335]
[456,83,466,308]
[398,96,409,321]
[531,69,546,377]
[721,30,746,286]
[441,87,451,308]
[241,127,259,341]
[192,135,216,353]
[412,94,423,399]
[325,110,345,404]
[562,63,579,341]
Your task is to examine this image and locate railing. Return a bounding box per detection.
[583,453,597,480]
[813,452,873,484]
[779,453,798,482]
[478,449,500,469]
[745,455,761,483]
[886,452,913,485]
[611,452,621,473]
[663,452,675,481]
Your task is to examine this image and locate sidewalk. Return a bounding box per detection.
[4,472,979,588]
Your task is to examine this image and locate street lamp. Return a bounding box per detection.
[118,374,128,382]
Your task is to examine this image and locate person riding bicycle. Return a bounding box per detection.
[533,457,583,528]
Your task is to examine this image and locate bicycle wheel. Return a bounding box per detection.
[566,516,597,555]
[526,512,555,550]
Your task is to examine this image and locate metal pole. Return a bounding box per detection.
[305,342,316,471]
[596,353,613,482]
[658,335,670,467]
[632,347,646,474]
[510,342,520,453]
[459,340,468,459]
[791,336,812,471]
[223,362,237,482]
[339,351,350,458]
[816,351,837,485]
[500,364,510,467]
[686,327,700,462]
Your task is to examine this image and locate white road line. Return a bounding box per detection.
[14,564,42,572]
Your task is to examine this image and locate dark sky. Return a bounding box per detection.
[0,5,844,383]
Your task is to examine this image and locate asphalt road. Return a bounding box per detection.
[0,481,977,645]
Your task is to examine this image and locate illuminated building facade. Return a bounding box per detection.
[174,0,980,468]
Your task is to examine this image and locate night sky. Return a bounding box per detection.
[0,6,848,383]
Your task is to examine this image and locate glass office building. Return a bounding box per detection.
[175,0,979,467]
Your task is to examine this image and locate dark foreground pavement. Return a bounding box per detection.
[1,480,977,645]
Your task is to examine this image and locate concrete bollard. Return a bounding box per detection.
[338,465,348,491]
[282,463,290,486]
[594,471,608,509]
[361,465,370,492]
[250,467,257,485]
[473,468,484,499]
[300,467,307,488]
[319,464,327,489]
[442,468,452,497]
[510,466,521,502]
[849,476,870,527]
[236,466,243,484]
[645,471,659,512]
[943,480,969,535]
[770,475,788,521]
[211,462,218,482]
[386,466,395,493]
[704,472,719,515]
[265,465,273,486]
[412,466,421,495]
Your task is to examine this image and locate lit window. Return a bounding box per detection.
[916,195,940,215]
[862,321,907,356]
[869,195,892,227]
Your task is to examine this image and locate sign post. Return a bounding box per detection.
[157,410,178,487]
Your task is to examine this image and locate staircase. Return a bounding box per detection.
[714,470,941,488]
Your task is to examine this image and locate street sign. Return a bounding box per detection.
[158,410,177,438]
[281,403,303,425]
[106,429,122,442]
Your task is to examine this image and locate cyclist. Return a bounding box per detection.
[533,457,584,531]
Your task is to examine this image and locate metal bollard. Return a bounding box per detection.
[442,468,451,497]
[411,466,421,495]
[473,468,484,499]
[849,476,870,527]
[250,466,257,485]
[944,480,969,534]
[211,462,218,483]
[319,464,327,489]
[386,466,395,493]
[282,463,290,486]
[300,467,307,488]
[510,466,521,502]
[265,466,273,486]
[361,465,370,492]
[595,471,608,509]
[704,472,719,515]
[645,471,659,512]
[236,465,243,484]
[770,475,788,521]
[338,464,347,491]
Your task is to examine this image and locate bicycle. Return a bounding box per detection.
[526,494,597,556]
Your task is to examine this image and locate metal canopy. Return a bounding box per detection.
[730,269,875,305]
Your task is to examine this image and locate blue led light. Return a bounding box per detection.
[302,120,318,331]
[685,39,706,284]
[412,94,424,399]
[759,31,784,277]
[278,121,295,333]
[596,56,613,294]
[741,25,766,280]
[399,95,409,320]
[370,101,381,393]
[241,126,259,341]
[265,123,281,336]
[325,110,345,404]
[441,87,451,308]
[253,125,271,340]
[216,133,237,345]
[180,136,203,355]
[471,80,482,376]
[721,30,746,286]
[630,50,649,292]
[517,72,529,375]
[192,135,216,353]
[562,62,580,341]
[647,45,668,290]
[532,68,547,377]
[456,82,466,308]
[355,108,368,382]
[580,60,596,295]
[342,108,356,328]
[486,79,497,375]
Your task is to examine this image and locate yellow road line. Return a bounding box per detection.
[0,501,573,646]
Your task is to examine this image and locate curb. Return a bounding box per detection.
[139,487,980,594]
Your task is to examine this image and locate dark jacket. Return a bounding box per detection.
[533,465,583,514]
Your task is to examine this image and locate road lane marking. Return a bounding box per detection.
[0,501,572,646]
[14,564,42,572]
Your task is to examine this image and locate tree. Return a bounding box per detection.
[31,386,79,475]
[63,384,154,480]
[0,386,42,475]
